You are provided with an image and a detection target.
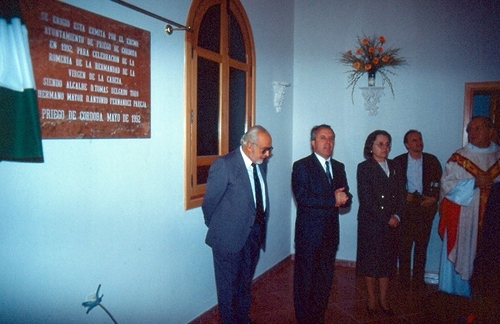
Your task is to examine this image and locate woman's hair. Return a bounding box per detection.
[363,130,392,159]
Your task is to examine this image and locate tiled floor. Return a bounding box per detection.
[190,256,474,324]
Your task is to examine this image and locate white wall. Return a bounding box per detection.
[292,0,500,273]
[1,0,499,323]
[0,0,294,323]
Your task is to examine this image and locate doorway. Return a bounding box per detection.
[463,81,500,145]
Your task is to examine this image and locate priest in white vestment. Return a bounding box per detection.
[438,116,500,297]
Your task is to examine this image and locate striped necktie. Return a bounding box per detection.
[252,163,265,225]
[325,160,332,184]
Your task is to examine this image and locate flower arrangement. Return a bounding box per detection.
[340,34,406,102]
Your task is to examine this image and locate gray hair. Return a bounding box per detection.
[467,116,494,131]
[240,125,267,145]
[310,124,334,141]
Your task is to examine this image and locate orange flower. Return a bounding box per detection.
[340,34,405,102]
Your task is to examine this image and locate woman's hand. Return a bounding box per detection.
[388,215,400,228]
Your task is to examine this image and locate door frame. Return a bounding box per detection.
[463,81,500,146]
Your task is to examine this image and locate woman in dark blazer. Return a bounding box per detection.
[356,130,405,316]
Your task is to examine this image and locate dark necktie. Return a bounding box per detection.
[325,160,332,184]
[252,163,265,225]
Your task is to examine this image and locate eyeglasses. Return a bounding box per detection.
[251,142,273,154]
[374,142,391,148]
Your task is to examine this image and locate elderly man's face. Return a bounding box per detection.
[247,131,273,165]
[467,118,492,148]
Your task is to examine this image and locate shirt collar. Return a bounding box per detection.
[408,152,422,162]
[466,142,499,153]
[240,146,253,168]
[314,152,329,165]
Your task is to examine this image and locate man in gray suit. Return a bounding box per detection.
[202,125,273,324]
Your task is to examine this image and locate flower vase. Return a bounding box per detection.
[368,71,376,86]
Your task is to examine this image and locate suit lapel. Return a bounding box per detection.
[371,158,389,178]
[235,149,254,207]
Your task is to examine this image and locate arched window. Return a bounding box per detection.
[184,0,255,209]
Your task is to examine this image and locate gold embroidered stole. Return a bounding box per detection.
[448,153,500,228]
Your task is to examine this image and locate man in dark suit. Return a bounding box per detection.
[202,125,273,324]
[292,124,352,323]
[471,182,500,323]
[394,130,442,289]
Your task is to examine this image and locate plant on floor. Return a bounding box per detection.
[82,284,118,324]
